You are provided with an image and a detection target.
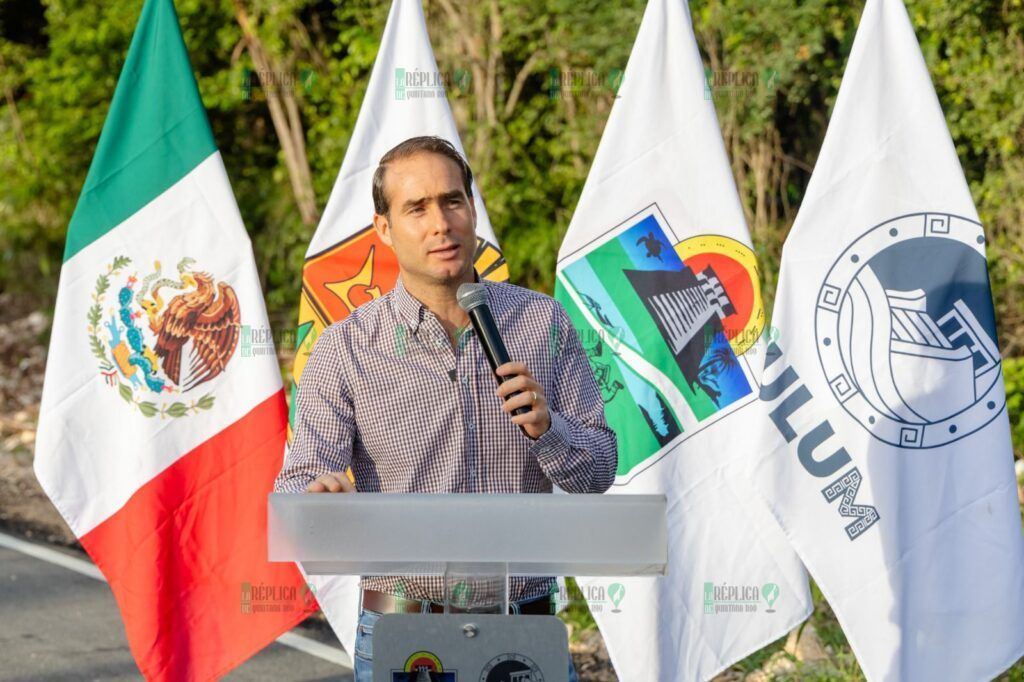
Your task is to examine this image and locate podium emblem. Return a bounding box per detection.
[392,649,456,681]
[479,652,543,682]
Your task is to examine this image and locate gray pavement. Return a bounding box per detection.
[0,541,352,681]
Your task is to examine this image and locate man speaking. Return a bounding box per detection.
[274,136,617,680]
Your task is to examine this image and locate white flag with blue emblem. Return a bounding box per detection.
[554,0,812,679]
[750,0,1024,679]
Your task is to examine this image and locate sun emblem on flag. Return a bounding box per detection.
[87,255,241,418]
[815,213,1004,448]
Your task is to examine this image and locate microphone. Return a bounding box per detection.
[457,282,530,417]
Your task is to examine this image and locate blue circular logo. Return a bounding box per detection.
[815,213,1004,448]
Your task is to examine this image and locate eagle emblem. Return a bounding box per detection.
[87,255,241,418]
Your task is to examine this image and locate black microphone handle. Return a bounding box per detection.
[467,305,531,417]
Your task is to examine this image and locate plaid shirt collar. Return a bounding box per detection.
[392,270,483,337]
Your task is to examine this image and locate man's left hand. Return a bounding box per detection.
[494,361,551,440]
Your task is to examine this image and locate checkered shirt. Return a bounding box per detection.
[274,276,617,603]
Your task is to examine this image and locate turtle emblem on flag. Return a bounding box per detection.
[88,255,240,418]
[815,213,1005,448]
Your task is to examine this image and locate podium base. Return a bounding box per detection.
[373,613,569,682]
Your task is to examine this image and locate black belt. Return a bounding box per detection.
[362,588,552,615]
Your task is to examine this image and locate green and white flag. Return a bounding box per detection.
[554,0,811,678]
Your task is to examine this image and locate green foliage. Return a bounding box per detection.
[3,1,1022,351]
[2,4,1023,677]
[1005,358,1024,460]
[555,577,595,641]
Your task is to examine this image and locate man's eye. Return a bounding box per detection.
[447,198,462,207]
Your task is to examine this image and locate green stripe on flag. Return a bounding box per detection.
[63,0,216,262]
[567,237,718,421]
[556,279,682,477]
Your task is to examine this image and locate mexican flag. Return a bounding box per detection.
[34,0,315,678]
[289,0,506,657]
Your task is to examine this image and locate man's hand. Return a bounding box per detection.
[495,361,551,440]
[306,471,357,493]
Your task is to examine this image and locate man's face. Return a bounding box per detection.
[373,152,477,286]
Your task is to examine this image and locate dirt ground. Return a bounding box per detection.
[0,297,73,547]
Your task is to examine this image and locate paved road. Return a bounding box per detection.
[0,538,352,681]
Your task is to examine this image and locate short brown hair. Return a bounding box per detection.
[372,136,474,216]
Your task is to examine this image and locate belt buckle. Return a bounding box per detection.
[444,602,506,615]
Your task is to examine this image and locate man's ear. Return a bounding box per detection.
[372,212,392,247]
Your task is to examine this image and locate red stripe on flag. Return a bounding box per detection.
[80,390,317,681]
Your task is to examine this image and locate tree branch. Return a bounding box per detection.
[503,49,541,120]
[232,0,319,225]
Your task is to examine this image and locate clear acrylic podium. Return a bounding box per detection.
[268,493,667,681]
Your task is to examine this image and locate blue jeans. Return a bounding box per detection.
[353,606,579,682]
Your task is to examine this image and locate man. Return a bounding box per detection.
[275,136,617,681]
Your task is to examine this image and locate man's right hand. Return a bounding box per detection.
[306,471,357,493]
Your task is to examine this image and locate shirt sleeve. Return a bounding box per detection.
[273,325,356,493]
[528,302,618,493]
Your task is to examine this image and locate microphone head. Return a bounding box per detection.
[456,282,488,312]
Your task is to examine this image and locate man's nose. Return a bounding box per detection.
[427,202,452,235]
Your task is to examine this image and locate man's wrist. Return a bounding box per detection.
[528,409,570,462]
